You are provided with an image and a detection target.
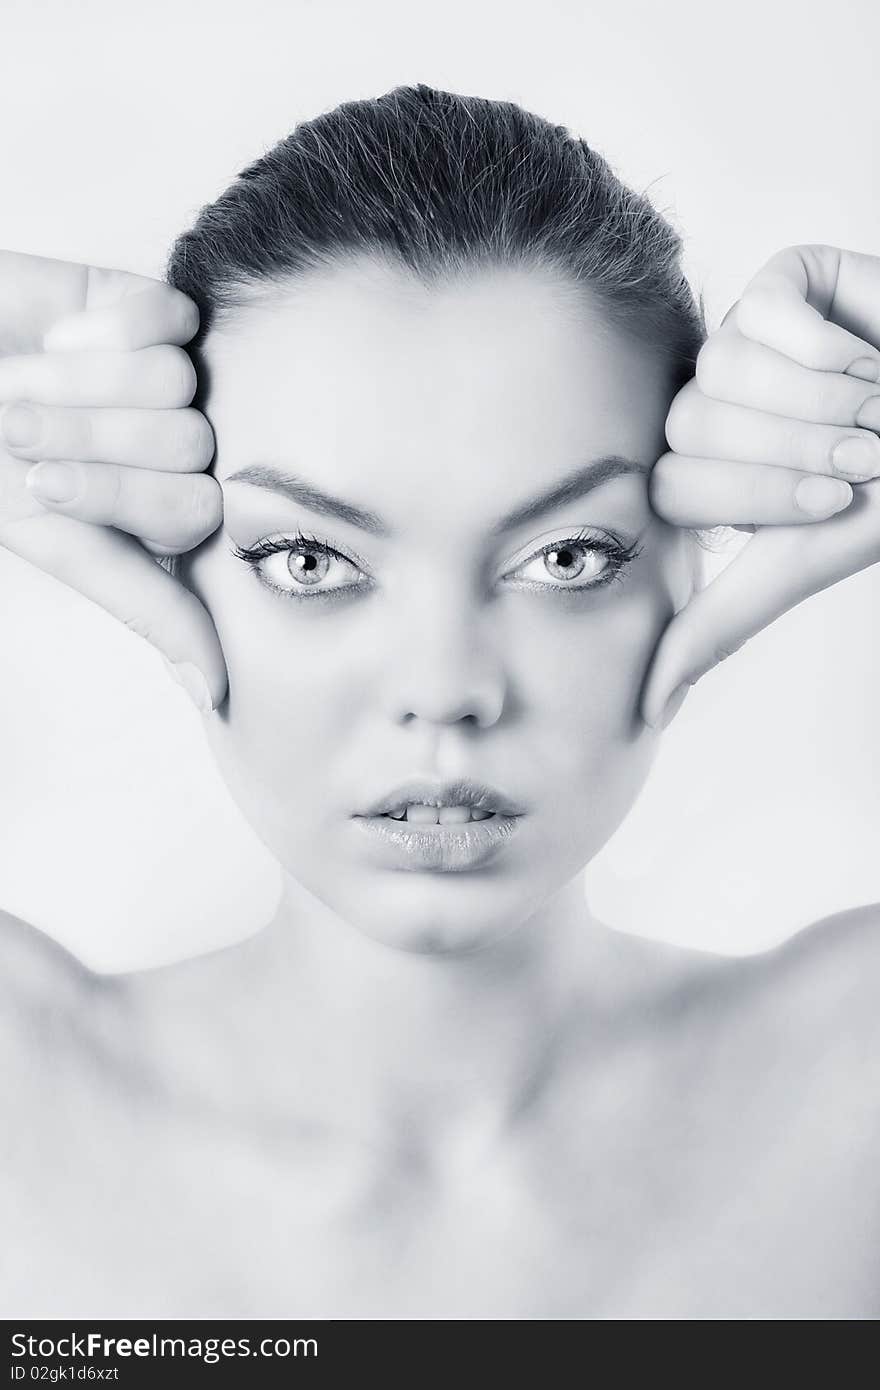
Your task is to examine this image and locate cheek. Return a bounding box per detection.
[508,593,655,813]
[498,545,688,865]
[216,613,359,818]
[184,542,361,825]
[190,528,689,869]
[510,541,685,746]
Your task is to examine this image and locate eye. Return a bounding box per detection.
[231,532,370,599]
[502,527,643,593]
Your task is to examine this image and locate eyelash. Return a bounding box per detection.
[231,527,644,601]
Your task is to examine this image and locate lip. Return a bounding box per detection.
[352,775,526,873]
[357,776,527,819]
[352,809,523,872]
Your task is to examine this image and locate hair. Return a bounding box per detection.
[165,82,724,562]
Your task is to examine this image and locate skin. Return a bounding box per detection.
[3,254,880,1320]
[183,256,695,953]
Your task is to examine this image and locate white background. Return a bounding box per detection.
[1,0,878,971]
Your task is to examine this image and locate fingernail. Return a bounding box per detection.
[25,461,78,503]
[846,357,880,384]
[0,403,41,448]
[855,395,880,434]
[795,474,853,516]
[830,436,880,482]
[162,657,213,715]
[656,683,689,732]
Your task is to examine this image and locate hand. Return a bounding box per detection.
[0,250,227,711]
[641,244,880,730]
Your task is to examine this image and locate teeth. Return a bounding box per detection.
[383,804,496,824]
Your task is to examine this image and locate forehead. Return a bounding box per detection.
[204,256,672,518]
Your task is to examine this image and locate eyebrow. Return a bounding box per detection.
[224,455,649,538]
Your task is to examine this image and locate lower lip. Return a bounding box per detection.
[352,812,523,872]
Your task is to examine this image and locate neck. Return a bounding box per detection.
[140,870,621,1165]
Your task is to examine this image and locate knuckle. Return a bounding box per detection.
[664,382,702,452]
[647,454,679,511]
[173,292,200,343]
[173,409,214,470]
[735,287,776,341]
[741,468,767,516]
[812,377,850,423]
[186,475,222,539]
[779,420,809,469]
[101,354,134,399]
[151,345,197,406]
[694,336,731,398]
[105,463,124,517]
[60,407,94,457]
[792,243,834,282]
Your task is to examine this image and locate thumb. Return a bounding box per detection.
[639,527,825,731]
[642,472,880,730]
[8,512,227,712]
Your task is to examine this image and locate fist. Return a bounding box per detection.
[642,245,880,728]
[0,251,227,710]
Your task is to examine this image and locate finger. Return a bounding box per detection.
[0,250,87,354]
[0,403,214,472]
[696,330,880,431]
[2,509,227,710]
[43,281,200,352]
[0,345,197,409]
[649,453,854,527]
[0,251,199,355]
[641,479,880,729]
[666,380,880,482]
[141,540,181,559]
[24,462,223,552]
[832,249,880,373]
[735,246,880,379]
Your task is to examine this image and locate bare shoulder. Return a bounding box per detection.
[0,905,92,1007]
[614,903,880,1099]
[743,900,880,1029]
[0,906,123,1078]
[702,901,880,1099]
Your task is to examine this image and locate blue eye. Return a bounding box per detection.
[231,532,370,599]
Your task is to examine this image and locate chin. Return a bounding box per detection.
[282,857,553,958]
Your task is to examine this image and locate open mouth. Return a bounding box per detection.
[380,805,497,824]
[354,806,522,871]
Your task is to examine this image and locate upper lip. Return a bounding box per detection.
[358,777,527,818]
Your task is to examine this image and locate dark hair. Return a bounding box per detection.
[166,82,706,387]
[164,84,723,573]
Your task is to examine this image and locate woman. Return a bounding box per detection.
[2,84,879,1319]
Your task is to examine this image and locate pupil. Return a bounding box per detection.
[554,548,574,568]
[288,549,328,586]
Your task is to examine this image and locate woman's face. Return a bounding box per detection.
[184,256,695,953]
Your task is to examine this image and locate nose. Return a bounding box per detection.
[384,593,507,730]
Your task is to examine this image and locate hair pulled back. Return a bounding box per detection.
[166,82,705,390]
